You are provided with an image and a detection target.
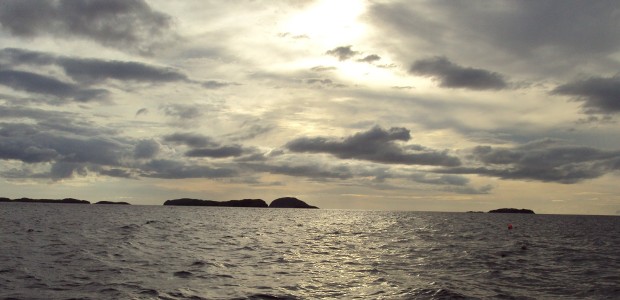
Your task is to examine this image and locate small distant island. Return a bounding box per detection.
[163,197,318,209]
[95,201,131,205]
[488,208,535,214]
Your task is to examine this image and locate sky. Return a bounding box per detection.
[1,0,620,215]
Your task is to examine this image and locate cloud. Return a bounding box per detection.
[0,48,189,84]
[185,145,244,158]
[0,126,128,166]
[0,0,176,55]
[135,108,149,117]
[286,126,461,166]
[437,139,620,183]
[410,56,507,90]
[326,45,359,61]
[50,162,87,180]
[243,162,353,180]
[310,66,337,72]
[358,54,381,63]
[368,1,620,80]
[139,159,237,179]
[552,75,620,114]
[60,58,187,84]
[134,139,160,159]
[163,133,214,148]
[202,80,239,89]
[0,70,108,102]
[160,104,203,120]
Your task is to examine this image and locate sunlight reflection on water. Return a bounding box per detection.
[1,204,619,299]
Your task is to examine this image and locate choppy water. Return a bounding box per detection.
[1,203,619,299]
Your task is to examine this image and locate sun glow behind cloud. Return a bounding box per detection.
[283,0,367,46]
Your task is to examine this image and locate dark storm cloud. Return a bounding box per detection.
[185,145,244,158]
[286,126,461,166]
[437,139,620,183]
[0,0,175,55]
[163,133,214,148]
[140,159,237,179]
[0,70,108,102]
[410,57,507,90]
[326,46,359,61]
[552,76,620,114]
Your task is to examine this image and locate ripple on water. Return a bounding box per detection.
[0,205,618,299]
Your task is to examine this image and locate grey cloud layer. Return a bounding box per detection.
[286,126,461,167]
[0,48,189,84]
[368,1,620,79]
[326,46,359,61]
[410,57,507,90]
[438,139,620,183]
[0,0,175,55]
[0,69,108,102]
[552,76,620,114]
[0,48,227,104]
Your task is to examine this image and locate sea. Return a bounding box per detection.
[1,203,619,300]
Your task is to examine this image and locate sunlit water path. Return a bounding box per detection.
[1,204,618,299]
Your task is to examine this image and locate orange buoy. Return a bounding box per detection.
[507,223,513,230]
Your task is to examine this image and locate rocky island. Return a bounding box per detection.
[488,208,535,214]
[95,201,131,205]
[163,197,318,209]
[163,198,269,207]
[269,197,318,208]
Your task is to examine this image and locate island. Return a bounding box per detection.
[95,201,131,205]
[0,197,90,204]
[488,208,535,214]
[163,198,269,207]
[269,197,318,209]
[163,197,319,209]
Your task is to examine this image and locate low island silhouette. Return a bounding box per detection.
[488,208,535,214]
[163,197,318,209]
[0,197,91,204]
[465,208,535,214]
[0,196,318,209]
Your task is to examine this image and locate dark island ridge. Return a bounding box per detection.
[163,197,318,209]
[95,201,131,205]
[163,198,268,207]
[269,197,318,209]
[0,197,90,204]
[488,208,535,214]
[0,196,317,208]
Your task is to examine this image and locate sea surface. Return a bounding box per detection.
[1,203,619,299]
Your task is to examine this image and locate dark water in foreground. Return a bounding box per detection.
[1,204,619,299]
